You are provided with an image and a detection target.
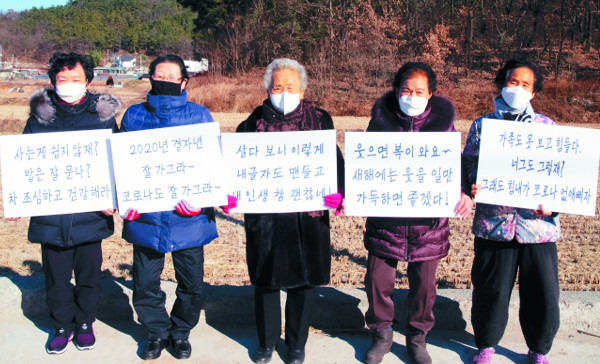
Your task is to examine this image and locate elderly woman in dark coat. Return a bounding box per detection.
[236,58,344,364]
[363,62,473,364]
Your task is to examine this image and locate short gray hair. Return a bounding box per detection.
[263,58,308,92]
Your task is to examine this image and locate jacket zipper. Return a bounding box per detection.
[67,214,74,247]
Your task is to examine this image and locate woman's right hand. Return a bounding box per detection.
[471,184,481,196]
[122,208,140,221]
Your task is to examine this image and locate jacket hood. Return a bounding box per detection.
[29,88,122,125]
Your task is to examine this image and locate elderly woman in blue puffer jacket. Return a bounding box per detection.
[119,54,236,361]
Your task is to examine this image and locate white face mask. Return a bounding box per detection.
[270,92,301,115]
[501,86,532,111]
[55,82,87,104]
[398,95,428,116]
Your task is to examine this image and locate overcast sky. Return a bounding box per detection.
[0,0,69,13]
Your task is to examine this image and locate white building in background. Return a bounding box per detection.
[184,59,209,75]
[111,55,136,69]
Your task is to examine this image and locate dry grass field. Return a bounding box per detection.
[0,78,599,291]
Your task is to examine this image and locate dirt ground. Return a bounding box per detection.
[0,79,599,291]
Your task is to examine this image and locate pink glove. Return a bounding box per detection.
[123,208,140,221]
[220,195,238,214]
[175,200,202,216]
[324,193,343,216]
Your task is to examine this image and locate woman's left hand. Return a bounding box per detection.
[175,200,203,216]
[324,193,344,216]
[535,204,553,217]
[220,195,238,214]
[102,208,115,216]
[454,192,474,219]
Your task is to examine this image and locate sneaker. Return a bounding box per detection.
[472,347,495,364]
[46,328,73,354]
[528,350,550,364]
[73,323,96,350]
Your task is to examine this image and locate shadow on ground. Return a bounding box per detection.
[0,265,145,350]
[1,270,525,362]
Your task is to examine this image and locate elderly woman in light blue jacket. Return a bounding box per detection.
[463,58,560,364]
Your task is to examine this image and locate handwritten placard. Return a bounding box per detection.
[476,119,600,216]
[345,132,462,217]
[220,130,337,213]
[110,123,228,214]
[0,129,116,218]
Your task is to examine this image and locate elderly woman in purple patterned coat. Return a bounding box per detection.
[464,59,560,364]
[362,62,473,364]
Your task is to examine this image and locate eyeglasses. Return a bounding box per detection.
[152,75,182,82]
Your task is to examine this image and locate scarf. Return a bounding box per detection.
[493,95,536,122]
[256,98,322,132]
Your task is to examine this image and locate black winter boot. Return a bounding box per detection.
[364,329,393,364]
[406,334,432,364]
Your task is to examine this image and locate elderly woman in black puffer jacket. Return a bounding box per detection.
[363,62,473,364]
[5,52,120,355]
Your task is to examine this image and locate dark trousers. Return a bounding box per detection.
[41,240,103,332]
[254,285,315,350]
[471,237,560,354]
[365,253,439,334]
[132,245,204,340]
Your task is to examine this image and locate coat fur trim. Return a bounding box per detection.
[29,89,55,125]
[95,92,122,122]
[369,91,456,132]
[29,88,122,125]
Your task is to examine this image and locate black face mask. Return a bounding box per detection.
[150,79,183,96]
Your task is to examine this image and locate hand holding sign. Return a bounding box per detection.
[175,200,203,216]
[324,193,343,216]
[122,208,140,221]
[220,195,238,214]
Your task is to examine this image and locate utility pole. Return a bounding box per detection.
[0,43,3,69]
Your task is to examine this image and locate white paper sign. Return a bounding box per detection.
[0,129,116,218]
[110,123,228,214]
[221,130,338,213]
[476,119,600,216]
[345,132,462,217]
